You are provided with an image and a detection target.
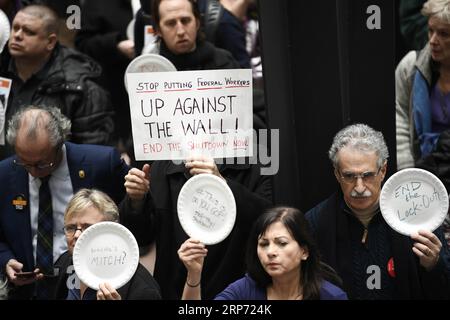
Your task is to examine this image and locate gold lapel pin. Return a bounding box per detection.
[79,170,85,179]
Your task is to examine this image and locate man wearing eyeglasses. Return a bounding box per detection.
[0,105,129,299]
[305,123,449,299]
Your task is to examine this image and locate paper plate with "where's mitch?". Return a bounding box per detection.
[380,168,449,236]
[73,222,139,290]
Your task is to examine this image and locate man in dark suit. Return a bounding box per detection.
[0,105,129,299]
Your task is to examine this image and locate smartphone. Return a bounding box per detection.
[15,271,37,279]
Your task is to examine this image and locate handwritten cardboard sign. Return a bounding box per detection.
[126,69,253,160]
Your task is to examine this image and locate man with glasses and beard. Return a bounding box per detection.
[0,105,128,299]
[305,123,449,299]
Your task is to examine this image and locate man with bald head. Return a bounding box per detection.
[0,4,114,160]
[0,105,128,299]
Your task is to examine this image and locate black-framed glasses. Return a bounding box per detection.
[63,224,92,237]
[338,167,382,184]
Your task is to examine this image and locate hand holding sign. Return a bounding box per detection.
[380,168,449,236]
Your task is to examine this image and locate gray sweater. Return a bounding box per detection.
[395,44,434,169]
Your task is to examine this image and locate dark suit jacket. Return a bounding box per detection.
[53,251,161,300]
[0,142,129,299]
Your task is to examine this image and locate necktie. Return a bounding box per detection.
[36,176,53,299]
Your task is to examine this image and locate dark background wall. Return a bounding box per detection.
[259,0,396,212]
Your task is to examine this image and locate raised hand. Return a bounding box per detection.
[185,156,225,181]
[178,238,208,276]
[411,230,442,271]
[124,163,151,201]
[97,282,122,300]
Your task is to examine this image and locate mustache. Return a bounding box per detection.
[350,189,372,198]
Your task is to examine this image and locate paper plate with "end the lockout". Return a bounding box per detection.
[380,168,448,236]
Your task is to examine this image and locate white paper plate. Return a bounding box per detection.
[380,168,449,236]
[73,222,139,290]
[0,10,10,53]
[177,174,236,245]
[124,53,176,91]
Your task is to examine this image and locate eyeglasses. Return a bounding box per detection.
[13,159,55,170]
[338,167,381,184]
[63,224,92,237]
[13,147,60,171]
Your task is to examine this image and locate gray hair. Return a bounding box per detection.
[65,189,119,223]
[422,0,450,24]
[6,105,71,147]
[328,123,389,169]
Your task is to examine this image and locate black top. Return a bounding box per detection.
[305,192,450,299]
[53,251,161,300]
[120,161,272,299]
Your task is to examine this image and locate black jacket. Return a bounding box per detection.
[53,251,161,300]
[120,161,272,299]
[159,39,240,71]
[306,192,450,299]
[134,0,250,68]
[75,0,134,143]
[0,45,114,159]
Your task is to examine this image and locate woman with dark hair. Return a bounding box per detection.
[178,207,348,300]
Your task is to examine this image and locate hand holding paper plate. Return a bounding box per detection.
[380,168,449,236]
[177,174,236,245]
[73,222,139,290]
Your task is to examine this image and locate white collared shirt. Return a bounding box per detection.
[29,144,72,265]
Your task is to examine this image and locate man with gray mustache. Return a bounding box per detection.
[305,124,449,299]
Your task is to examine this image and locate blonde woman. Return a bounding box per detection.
[54,189,161,300]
